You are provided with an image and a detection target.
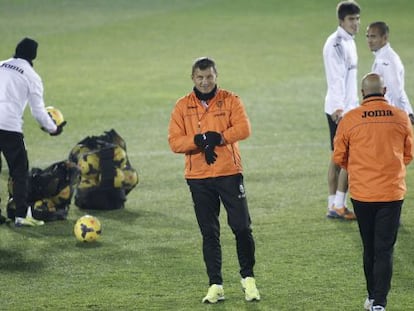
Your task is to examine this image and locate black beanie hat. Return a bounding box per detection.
[14,37,38,63]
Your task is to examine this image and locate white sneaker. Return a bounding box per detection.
[15,217,45,227]
[371,306,385,311]
[202,284,224,303]
[364,297,374,310]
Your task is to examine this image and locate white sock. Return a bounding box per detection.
[328,195,335,210]
[26,207,32,218]
[334,191,346,209]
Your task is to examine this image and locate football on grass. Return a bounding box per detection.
[74,215,102,242]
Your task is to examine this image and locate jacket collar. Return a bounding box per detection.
[361,95,388,106]
[373,42,391,57]
[337,26,354,40]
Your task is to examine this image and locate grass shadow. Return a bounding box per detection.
[0,248,45,272]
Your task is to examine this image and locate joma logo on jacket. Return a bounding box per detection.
[362,110,393,118]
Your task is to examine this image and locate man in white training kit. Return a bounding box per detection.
[323,1,360,220]
[366,21,414,123]
[0,37,65,226]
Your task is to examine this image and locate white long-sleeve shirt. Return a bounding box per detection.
[323,26,359,115]
[0,57,57,133]
[372,43,413,115]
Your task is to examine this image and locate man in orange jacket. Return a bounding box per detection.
[333,73,413,311]
[168,57,260,304]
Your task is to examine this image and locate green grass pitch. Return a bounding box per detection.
[0,0,414,310]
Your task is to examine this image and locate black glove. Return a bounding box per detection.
[204,145,218,165]
[50,121,67,136]
[205,131,222,147]
[194,133,207,148]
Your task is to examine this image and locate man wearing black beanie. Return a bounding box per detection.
[14,37,38,66]
[0,37,66,226]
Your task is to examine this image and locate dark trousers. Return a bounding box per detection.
[0,130,29,218]
[187,174,256,285]
[352,199,402,308]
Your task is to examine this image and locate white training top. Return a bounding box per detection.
[0,57,57,133]
[372,43,413,115]
[323,26,359,115]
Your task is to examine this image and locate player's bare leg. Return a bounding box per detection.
[326,159,340,218]
[334,169,356,220]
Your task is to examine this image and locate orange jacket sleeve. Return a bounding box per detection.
[221,95,251,144]
[168,96,198,154]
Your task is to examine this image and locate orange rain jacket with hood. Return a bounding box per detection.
[168,88,251,179]
[333,95,413,202]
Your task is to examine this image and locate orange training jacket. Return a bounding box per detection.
[168,88,251,179]
[333,96,413,202]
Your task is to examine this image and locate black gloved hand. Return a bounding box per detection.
[194,133,207,147]
[50,121,67,136]
[205,131,222,147]
[204,145,218,165]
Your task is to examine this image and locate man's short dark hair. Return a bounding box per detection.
[337,1,360,20]
[368,21,389,37]
[192,57,217,76]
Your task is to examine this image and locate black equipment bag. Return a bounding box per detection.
[69,129,138,210]
[7,160,79,221]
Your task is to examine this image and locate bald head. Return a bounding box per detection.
[361,73,386,98]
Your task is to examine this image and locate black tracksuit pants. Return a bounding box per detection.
[0,130,29,218]
[187,173,256,285]
[352,199,402,308]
